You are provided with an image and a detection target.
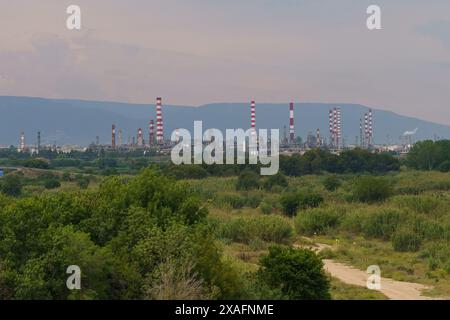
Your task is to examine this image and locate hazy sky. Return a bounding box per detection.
[0,0,449,124]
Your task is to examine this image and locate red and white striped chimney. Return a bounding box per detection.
[137,128,143,146]
[156,97,163,144]
[250,100,256,136]
[149,119,155,146]
[289,102,295,143]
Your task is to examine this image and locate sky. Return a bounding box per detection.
[0,0,449,124]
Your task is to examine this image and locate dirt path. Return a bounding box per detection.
[294,242,434,300]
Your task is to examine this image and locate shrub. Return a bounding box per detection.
[0,174,22,196]
[439,161,450,173]
[392,230,422,252]
[263,173,288,190]
[295,208,341,235]
[23,158,50,169]
[236,171,260,191]
[260,201,273,215]
[215,194,261,209]
[362,209,402,240]
[218,216,292,244]
[353,176,392,203]
[323,175,341,191]
[392,195,441,215]
[258,246,331,300]
[280,191,324,217]
[44,178,61,190]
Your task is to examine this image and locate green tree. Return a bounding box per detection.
[258,246,331,300]
[0,174,22,196]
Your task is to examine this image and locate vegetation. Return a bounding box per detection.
[4,142,450,300]
[258,246,331,300]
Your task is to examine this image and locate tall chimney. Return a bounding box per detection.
[156,97,163,144]
[149,119,155,146]
[112,124,116,149]
[137,128,143,146]
[289,102,295,144]
[250,100,256,136]
[118,129,123,147]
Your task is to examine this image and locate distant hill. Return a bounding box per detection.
[1,96,449,146]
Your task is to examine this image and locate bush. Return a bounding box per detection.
[295,208,341,235]
[260,201,273,215]
[215,194,261,209]
[392,230,422,252]
[44,178,61,189]
[392,195,441,215]
[362,209,402,240]
[439,161,450,173]
[23,158,50,169]
[218,216,293,244]
[0,174,22,196]
[280,191,324,217]
[263,173,288,190]
[323,175,341,192]
[75,175,90,189]
[258,246,331,299]
[353,176,392,203]
[236,171,260,191]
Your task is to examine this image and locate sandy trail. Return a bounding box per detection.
[294,242,434,300]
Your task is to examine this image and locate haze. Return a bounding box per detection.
[0,0,449,124]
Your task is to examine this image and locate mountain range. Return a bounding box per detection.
[0,96,449,146]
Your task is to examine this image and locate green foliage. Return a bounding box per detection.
[295,208,341,235]
[280,191,324,216]
[280,149,399,176]
[23,158,50,169]
[215,193,261,209]
[263,173,288,190]
[439,161,450,172]
[165,165,210,180]
[0,168,245,299]
[258,246,331,300]
[217,216,293,244]
[392,230,422,252]
[323,175,341,191]
[406,140,450,171]
[44,178,61,189]
[362,209,403,240]
[235,171,260,191]
[353,176,392,203]
[0,174,22,196]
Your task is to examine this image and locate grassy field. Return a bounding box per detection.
[185,170,450,299]
[8,165,450,299]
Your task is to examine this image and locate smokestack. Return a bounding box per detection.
[289,102,295,144]
[329,110,334,148]
[359,118,364,148]
[137,128,143,146]
[364,113,369,148]
[368,109,373,146]
[112,124,116,149]
[37,131,41,152]
[316,128,321,147]
[118,129,123,147]
[336,107,342,149]
[156,97,164,144]
[149,119,155,146]
[19,131,25,152]
[250,100,256,136]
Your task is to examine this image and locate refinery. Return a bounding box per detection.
[7,97,417,157]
